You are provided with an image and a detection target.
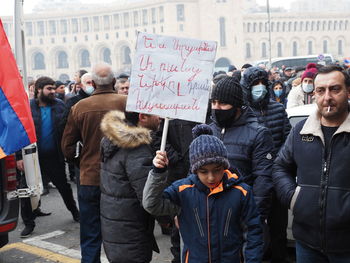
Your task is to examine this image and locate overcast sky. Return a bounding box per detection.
[0,0,290,16]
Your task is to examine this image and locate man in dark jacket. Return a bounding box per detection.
[99,110,160,263]
[30,77,79,225]
[209,76,274,221]
[242,66,291,263]
[273,65,350,262]
[61,63,126,263]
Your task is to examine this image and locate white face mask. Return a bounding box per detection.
[302,83,314,93]
[84,85,95,95]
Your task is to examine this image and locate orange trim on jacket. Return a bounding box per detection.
[179,184,195,192]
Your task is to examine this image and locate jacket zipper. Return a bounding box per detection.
[207,196,212,263]
[220,128,225,141]
[193,208,205,237]
[224,208,232,237]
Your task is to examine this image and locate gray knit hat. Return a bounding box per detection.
[190,124,230,173]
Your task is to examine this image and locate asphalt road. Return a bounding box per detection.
[0,182,172,263]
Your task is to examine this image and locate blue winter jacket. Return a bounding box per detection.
[209,107,274,219]
[30,98,66,160]
[143,169,263,263]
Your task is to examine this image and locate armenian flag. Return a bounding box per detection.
[0,19,36,158]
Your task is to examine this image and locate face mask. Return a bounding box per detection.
[302,83,314,93]
[212,108,237,128]
[84,85,95,95]
[274,89,283,98]
[251,84,267,102]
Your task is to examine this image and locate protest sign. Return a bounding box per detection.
[126,32,217,123]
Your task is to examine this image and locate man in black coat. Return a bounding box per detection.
[99,110,161,263]
[209,76,274,222]
[242,66,291,263]
[273,65,350,262]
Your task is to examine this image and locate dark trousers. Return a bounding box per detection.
[17,172,35,228]
[171,225,181,263]
[78,184,102,263]
[267,192,288,263]
[39,155,78,214]
[296,242,350,263]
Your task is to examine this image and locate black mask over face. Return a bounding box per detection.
[212,108,237,128]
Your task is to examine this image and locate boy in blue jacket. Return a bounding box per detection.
[143,124,263,263]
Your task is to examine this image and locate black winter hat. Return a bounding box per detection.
[211,77,243,107]
[190,124,230,173]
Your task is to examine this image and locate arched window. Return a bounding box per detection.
[80,49,91,67]
[33,52,45,70]
[277,42,282,57]
[219,17,226,47]
[307,40,313,55]
[57,51,68,68]
[338,39,344,55]
[323,40,328,53]
[214,57,230,68]
[102,48,112,64]
[292,41,298,56]
[59,74,69,82]
[245,43,251,58]
[121,46,131,64]
[261,42,267,58]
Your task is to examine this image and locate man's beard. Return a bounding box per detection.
[39,92,55,105]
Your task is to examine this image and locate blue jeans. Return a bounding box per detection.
[296,241,350,263]
[78,185,102,263]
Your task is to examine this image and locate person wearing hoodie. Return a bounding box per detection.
[99,110,160,263]
[143,124,263,263]
[209,76,274,222]
[270,80,288,107]
[287,63,319,109]
[242,66,291,263]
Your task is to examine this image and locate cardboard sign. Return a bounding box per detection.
[126,32,217,123]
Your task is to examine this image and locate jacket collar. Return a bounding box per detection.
[92,86,117,96]
[300,108,350,145]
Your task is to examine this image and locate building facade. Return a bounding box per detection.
[1,0,349,81]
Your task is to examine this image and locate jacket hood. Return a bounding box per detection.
[232,106,258,126]
[100,110,152,149]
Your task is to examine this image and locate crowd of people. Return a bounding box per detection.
[15,60,350,263]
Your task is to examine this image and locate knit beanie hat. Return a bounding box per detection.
[301,63,318,81]
[211,77,244,107]
[189,124,230,173]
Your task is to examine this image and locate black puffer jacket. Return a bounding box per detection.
[273,112,350,252]
[209,107,274,219]
[100,111,159,263]
[243,67,291,153]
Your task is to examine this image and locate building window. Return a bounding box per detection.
[82,17,89,32]
[49,20,56,35]
[219,17,226,47]
[72,18,78,33]
[179,24,184,31]
[105,33,109,39]
[334,21,338,30]
[151,8,156,24]
[245,43,251,58]
[276,22,280,32]
[153,27,156,33]
[277,42,282,57]
[259,22,263,32]
[323,40,328,53]
[305,21,309,31]
[74,36,77,42]
[33,52,45,70]
[63,37,66,43]
[288,22,292,32]
[176,4,185,22]
[25,22,33,36]
[307,40,313,55]
[121,46,131,64]
[85,35,88,41]
[125,31,129,37]
[37,21,45,36]
[93,16,100,32]
[253,23,257,33]
[338,39,343,55]
[102,48,112,64]
[80,49,90,67]
[104,15,110,30]
[261,42,267,58]
[124,13,130,28]
[51,38,55,44]
[142,9,148,25]
[114,14,120,29]
[40,38,43,45]
[271,22,274,32]
[59,74,70,83]
[247,23,251,33]
[292,41,298,56]
[60,20,67,34]
[328,21,332,30]
[133,11,139,27]
[294,22,298,31]
[300,21,303,31]
[57,51,69,68]
[159,6,164,23]
[116,32,119,38]
[96,34,99,40]
[161,26,163,32]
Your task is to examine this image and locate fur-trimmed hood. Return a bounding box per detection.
[100,110,152,149]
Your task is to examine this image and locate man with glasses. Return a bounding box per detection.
[30,77,79,223]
